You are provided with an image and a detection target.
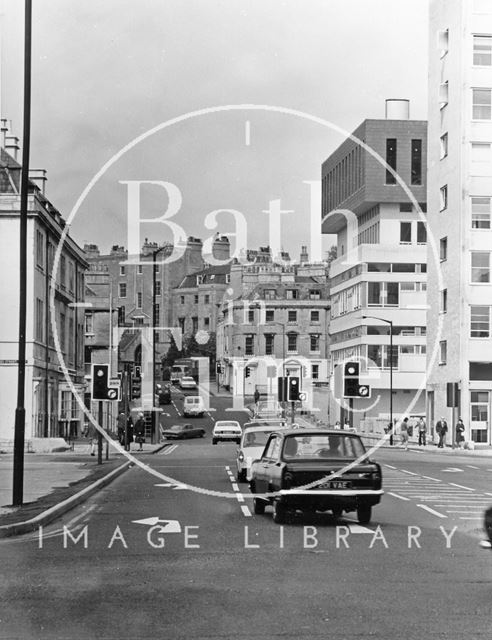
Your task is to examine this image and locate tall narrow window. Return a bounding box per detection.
[471,196,491,229]
[287,333,298,353]
[473,35,492,66]
[417,222,427,244]
[471,251,491,282]
[411,139,422,185]
[119,283,127,298]
[245,335,254,355]
[473,88,492,120]
[400,222,412,243]
[440,132,448,158]
[440,237,448,261]
[440,185,448,211]
[439,340,447,364]
[265,334,274,355]
[385,139,397,184]
[440,289,447,313]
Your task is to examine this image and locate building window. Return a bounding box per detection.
[178,317,185,332]
[439,340,447,364]
[367,345,398,370]
[264,289,276,300]
[154,330,160,343]
[266,309,274,322]
[265,334,274,355]
[439,81,449,108]
[119,283,127,298]
[138,264,143,275]
[471,196,491,229]
[311,364,319,380]
[203,316,210,328]
[287,333,298,353]
[470,390,489,443]
[440,133,448,159]
[310,310,320,323]
[245,335,254,355]
[385,138,397,184]
[153,303,160,325]
[440,185,448,211]
[309,290,321,300]
[310,334,320,353]
[368,282,381,305]
[440,237,448,261]
[471,251,491,282]
[471,305,490,338]
[194,294,199,304]
[440,289,447,313]
[248,309,255,323]
[192,317,198,334]
[36,230,44,268]
[60,255,66,289]
[288,310,297,323]
[417,222,427,244]
[35,298,44,342]
[180,295,185,304]
[134,317,144,326]
[137,292,143,308]
[400,222,412,243]
[85,313,94,334]
[438,28,449,57]
[471,142,492,163]
[59,312,66,352]
[204,295,210,304]
[411,139,422,185]
[119,265,126,276]
[286,289,299,299]
[473,88,492,120]
[155,281,161,296]
[473,35,492,66]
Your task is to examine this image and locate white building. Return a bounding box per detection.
[427,0,492,444]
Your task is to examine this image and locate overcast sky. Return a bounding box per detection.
[2,0,429,260]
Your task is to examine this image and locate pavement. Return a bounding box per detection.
[0,437,168,537]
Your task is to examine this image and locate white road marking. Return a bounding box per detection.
[466,465,480,469]
[241,505,252,517]
[485,492,492,497]
[400,469,418,475]
[446,510,484,514]
[420,475,442,482]
[173,485,188,490]
[448,482,474,491]
[417,504,447,518]
[441,468,464,473]
[65,503,97,528]
[388,492,410,501]
[236,493,245,502]
[231,482,240,492]
[161,444,179,455]
[225,466,231,472]
[384,464,397,469]
[348,524,374,534]
[459,517,483,520]
[245,120,251,146]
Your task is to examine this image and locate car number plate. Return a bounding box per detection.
[317,481,351,489]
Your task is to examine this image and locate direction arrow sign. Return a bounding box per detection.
[132,518,182,532]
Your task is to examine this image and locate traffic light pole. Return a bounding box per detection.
[97,402,103,465]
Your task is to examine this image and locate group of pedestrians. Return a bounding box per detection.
[395,415,467,450]
[117,411,146,452]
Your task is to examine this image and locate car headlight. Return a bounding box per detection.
[238,452,244,462]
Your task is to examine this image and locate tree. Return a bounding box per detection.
[161,333,182,370]
[327,245,337,264]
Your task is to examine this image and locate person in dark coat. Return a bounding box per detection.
[134,412,146,452]
[117,412,127,445]
[456,418,465,448]
[436,416,448,448]
[124,414,134,451]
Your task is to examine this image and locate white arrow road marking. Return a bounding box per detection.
[441,468,464,473]
[154,483,188,490]
[132,518,182,532]
[466,465,479,469]
[417,504,447,518]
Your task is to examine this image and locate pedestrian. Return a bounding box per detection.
[418,417,427,446]
[117,411,127,446]
[134,412,146,452]
[124,414,134,451]
[400,417,409,450]
[456,417,465,449]
[435,416,448,448]
[334,421,341,430]
[254,388,260,406]
[85,422,98,456]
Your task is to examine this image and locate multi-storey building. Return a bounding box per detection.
[322,101,428,428]
[427,0,492,444]
[216,250,330,404]
[0,141,87,443]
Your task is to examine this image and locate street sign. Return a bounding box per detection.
[298,392,307,402]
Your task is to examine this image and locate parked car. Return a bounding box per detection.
[480,505,492,549]
[250,429,383,524]
[183,395,205,418]
[158,384,172,405]
[236,424,288,482]
[179,376,198,391]
[212,420,242,445]
[160,424,205,440]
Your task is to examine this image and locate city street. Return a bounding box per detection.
[0,394,491,640]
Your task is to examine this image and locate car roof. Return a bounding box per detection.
[215,420,240,425]
[271,428,363,438]
[243,425,286,434]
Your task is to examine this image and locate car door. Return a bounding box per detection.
[255,436,280,493]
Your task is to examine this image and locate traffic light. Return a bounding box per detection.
[343,361,370,398]
[216,363,222,374]
[131,374,142,400]
[288,376,300,401]
[91,364,110,400]
[245,366,251,378]
[134,365,141,379]
[277,376,288,401]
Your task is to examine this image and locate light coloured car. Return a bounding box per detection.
[236,424,288,482]
[212,420,242,445]
[179,376,198,390]
[183,395,205,418]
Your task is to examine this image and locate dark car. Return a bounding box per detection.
[250,429,383,524]
[158,385,172,405]
[160,424,205,440]
[480,506,492,549]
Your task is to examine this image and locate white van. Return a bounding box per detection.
[183,396,205,418]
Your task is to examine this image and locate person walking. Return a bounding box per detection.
[418,417,427,446]
[124,414,134,452]
[134,412,146,452]
[436,416,448,448]
[456,417,465,449]
[117,411,127,446]
[254,388,260,406]
[85,422,98,456]
[400,417,409,450]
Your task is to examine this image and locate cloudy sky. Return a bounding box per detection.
[2,0,429,260]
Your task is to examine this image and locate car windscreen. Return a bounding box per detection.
[169,426,182,432]
[242,431,273,447]
[282,434,366,459]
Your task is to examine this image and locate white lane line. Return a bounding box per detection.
[417,504,447,518]
[400,470,418,476]
[485,492,492,497]
[231,483,240,492]
[460,517,483,520]
[236,493,245,503]
[467,465,480,469]
[388,492,410,501]
[446,511,483,514]
[65,503,97,528]
[421,475,442,482]
[448,482,474,491]
[225,466,231,472]
[384,464,397,469]
[161,444,179,455]
[241,505,252,517]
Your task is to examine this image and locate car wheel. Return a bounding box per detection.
[272,500,287,524]
[332,506,343,519]
[200,431,205,438]
[357,505,372,525]
[237,469,247,483]
[253,497,265,515]
[200,413,204,418]
[212,439,217,445]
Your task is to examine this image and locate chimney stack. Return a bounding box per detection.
[385,99,410,120]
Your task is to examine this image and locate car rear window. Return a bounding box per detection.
[282,434,366,459]
[242,431,272,447]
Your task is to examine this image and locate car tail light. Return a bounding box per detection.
[283,471,294,489]
[238,452,244,462]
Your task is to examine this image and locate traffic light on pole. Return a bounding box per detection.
[277,376,288,402]
[245,366,251,378]
[91,364,110,400]
[343,362,370,398]
[288,376,300,401]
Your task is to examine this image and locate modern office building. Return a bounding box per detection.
[322,101,428,429]
[427,0,492,444]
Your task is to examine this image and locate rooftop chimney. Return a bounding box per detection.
[5,135,20,160]
[29,169,47,194]
[385,99,410,120]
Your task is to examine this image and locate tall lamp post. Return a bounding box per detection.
[362,315,394,445]
[152,246,167,443]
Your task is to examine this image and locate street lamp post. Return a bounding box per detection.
[362,315,394,445]
[152,246,167,443]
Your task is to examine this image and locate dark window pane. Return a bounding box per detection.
[411,139,422,185]
[386,139,397,184]
[400,222,412,243]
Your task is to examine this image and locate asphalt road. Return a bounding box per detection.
[0,391,491,640]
